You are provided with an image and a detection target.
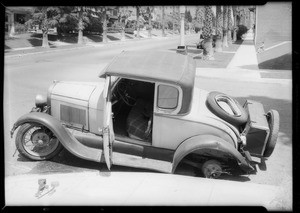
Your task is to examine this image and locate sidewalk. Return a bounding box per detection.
[5,170,281,209]
[196,31,292,85]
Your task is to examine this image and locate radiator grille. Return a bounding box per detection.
[60,104,86,126]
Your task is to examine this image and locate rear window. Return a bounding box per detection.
[157,85,179,109]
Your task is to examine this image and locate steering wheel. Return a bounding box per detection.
[116,82,137,106]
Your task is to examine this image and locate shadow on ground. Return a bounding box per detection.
[5,44,11,49]
[258,53,292,70]
[234,95,292,148]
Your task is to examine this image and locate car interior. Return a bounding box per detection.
[111,78,155,144]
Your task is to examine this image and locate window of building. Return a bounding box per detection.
[15,14,26,24]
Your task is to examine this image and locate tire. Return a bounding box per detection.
[206,91,248,126]
[263,110,280,158]
[15,123,63,161]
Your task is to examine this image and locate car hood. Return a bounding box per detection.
[49,80,106,104]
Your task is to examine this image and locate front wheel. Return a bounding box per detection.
[15,123,63,161]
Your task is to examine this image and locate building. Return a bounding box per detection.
[254,2,292,47]
[5,7,33,36]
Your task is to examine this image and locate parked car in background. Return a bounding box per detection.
[10,51,279,179]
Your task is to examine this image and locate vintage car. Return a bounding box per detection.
[10,51,280,179]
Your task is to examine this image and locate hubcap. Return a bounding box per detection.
[23,127,59,157]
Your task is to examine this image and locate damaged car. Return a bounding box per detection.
[10,50,280,179]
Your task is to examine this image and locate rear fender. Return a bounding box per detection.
[172,135,254,173]
[10,112,103,163]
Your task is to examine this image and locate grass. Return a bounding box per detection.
[4,29,175,51]
[195,40,244,68]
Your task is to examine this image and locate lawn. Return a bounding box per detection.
[195,40,243,68]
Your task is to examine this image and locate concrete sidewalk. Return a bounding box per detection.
[196,32,292,85]
[5,171,282,209]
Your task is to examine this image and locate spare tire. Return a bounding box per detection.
[263,110,280,158]
[206,91,248,126]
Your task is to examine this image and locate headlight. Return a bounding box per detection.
[35,94,47,107]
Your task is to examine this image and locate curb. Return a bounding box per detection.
[196,68,292,85]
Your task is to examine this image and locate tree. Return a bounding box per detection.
[72,7,90,44]
[140,6,154,38]
[215,6,223,52]
[222,6,228,48]
[118,7,132,41]
[146,6,154,38]
[25,7,61,48]
[185,9,193,34]
[202,6,214,60]
[194,6,205,30]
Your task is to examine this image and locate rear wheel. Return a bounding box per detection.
[201,159,223,179]
[15,123,63,161]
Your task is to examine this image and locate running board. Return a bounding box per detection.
[112,152,173,174]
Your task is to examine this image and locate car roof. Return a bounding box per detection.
[100,50,195,84]
[99,50,196,114]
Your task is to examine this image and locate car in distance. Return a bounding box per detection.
[10,51,280,179]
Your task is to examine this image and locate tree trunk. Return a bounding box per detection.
[103,9,108,43]
[121,26,126,41]
[162,6,166,37]
[77,12,84,44]
[214,35,222,52]
[233,29,237,42]
[136,7,140,39]
[232,6,237,42]
[227,30,232,44]
[78,29,83,44]
[42,31,49,48]
[203,38,214,60]
[222,30,228,48]
[222,6,228,48]
[215,6,223,52]
[148,18,152,38]
[202,6,214,60]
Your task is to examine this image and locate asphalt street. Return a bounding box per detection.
[4,34,292,208]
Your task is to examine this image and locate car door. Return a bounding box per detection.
[102,75,115,170]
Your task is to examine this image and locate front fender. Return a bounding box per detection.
[11,112,103,163]
[172,135,254,173]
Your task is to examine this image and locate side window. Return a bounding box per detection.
[157,85,179,109]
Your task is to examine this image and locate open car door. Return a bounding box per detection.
[102,76,115,170]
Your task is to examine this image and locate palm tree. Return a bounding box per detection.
[232,6,237,42]
[227,6,233,45]
[202,6,214,60]
[215,6,223,52]
[222,6,228,48]
[25,7,61,48]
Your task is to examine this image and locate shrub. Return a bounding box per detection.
[237,25,248,40]
[14,23,27,34]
